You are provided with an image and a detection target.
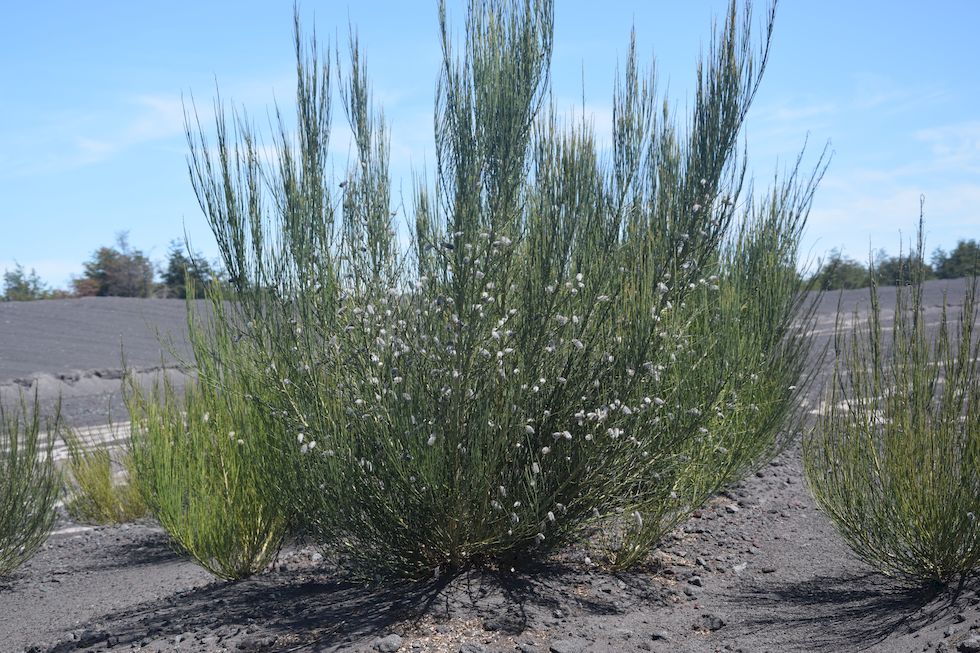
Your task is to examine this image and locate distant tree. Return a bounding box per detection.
[2,263,50,301]
[872,249,935,287]
[72,232,155,298]
[932,239,980,279]
[159,241,217,299]
[811,249,870,290]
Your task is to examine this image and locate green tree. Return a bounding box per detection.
[2,263,50,301]
[811,249,869,290]
[932,239,980,279]
[72,232,155,298]
[873,248,935,287]
[160,241,217,299]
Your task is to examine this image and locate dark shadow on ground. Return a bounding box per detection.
[722,570,967,652]
[41,558,665,652]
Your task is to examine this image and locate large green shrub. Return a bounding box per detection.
[805,224,980,586]
[127,297,290,580]
[0,392,60,576]
[186,0,820,577]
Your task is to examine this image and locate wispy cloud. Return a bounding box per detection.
[915,120,980,174]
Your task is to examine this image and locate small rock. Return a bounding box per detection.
[955,613,967,623]
[689,576,703,587]
[733,562,747,573]
[373,634,404,652]
[651,630,669,641]
[460,643,486,653]
[701,614,726,632]
[518,644,540,653]
[761,566,777,573]
[725,504,740,514]
[958,635,980,652]
[549,638,587,653]
[613,628,633,640]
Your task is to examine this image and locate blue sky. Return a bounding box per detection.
[1,1,978,288]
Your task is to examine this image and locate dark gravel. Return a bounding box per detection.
[0,281,977,653]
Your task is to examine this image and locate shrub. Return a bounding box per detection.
[0,392,60,576]
[61,423,147,524]
[804,223,980,586]
[186,0,820,577]
[127,295,289,580]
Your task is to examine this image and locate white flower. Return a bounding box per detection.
[535,533,545,544]
[572,339,584,350]
[532,462,540,474]
[633,511,643,528]
[547,511,555,522]
[524,425,535,435]
[202,412,210,424]
[607,427,623,439]
[597,294,610,302]
[541,446,551,455]
[427,434,437,446]
[297,433,305,443]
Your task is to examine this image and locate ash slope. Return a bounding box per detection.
[0,280,976,653]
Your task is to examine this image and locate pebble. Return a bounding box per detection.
[959,635,980,652]
[549,638,588,653]
[460,643,487,653]
[373,634,404,652]
[701,614,726,632]
[725,504,740,514]
[651,630,669,640]
[689,576,703,587]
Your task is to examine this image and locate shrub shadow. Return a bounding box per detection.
[41,559,654,651]
[723,570,966,651]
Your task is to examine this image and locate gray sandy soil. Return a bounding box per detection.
[0,280,977,653]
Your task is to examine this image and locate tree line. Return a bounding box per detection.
[2,233,221,301]
[808,238,979,291]
[3,234,977,301]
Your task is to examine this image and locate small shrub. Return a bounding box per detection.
[61,424,146,524]
[0,392,60,576]
[127,296,289,580]
[187,0,821,578]
[805,222,980,586]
